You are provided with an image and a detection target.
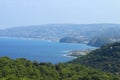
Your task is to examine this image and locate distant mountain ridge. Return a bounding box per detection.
[0,24,120,46]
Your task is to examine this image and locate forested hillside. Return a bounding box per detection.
[69,42,120,74]
[0,57,120,80]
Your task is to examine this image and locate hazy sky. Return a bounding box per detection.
[0,0,120,29]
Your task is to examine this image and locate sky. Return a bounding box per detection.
[0,0,120,29]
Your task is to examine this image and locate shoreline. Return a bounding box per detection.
[63,49,94,58]
[63,54,77,58]
[0,36,54,42]
[0,36,95,46]
[0,36,96,58]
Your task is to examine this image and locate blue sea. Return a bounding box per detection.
[0,37,95,63]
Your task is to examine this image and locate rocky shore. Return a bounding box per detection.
[66,50,91,57]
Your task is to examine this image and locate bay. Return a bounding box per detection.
[0,37,94,63]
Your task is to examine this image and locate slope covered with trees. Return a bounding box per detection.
[0,57,120,80]
[69,42,120,74]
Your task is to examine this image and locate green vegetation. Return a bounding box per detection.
[87,37,111,47]
[1,42,120,80]
[69,42,120,75]
[59,37,84,43]
[0,57,120,80]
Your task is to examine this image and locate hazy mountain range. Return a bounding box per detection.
[0,24,120,46]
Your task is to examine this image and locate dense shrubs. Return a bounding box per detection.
[0,57,119,80]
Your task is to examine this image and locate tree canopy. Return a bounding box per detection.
[69,42,120,75]
[0,56,120,80]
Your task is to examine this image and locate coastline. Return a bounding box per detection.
[63,54,77,58]
[0,36,95,58]
[0,36,54,42]
[63,50,93,57]
[0,36,96,63]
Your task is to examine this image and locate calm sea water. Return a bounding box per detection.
[0,37,94,63]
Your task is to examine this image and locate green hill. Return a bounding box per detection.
[69,42,120,74]
[0,57,120,80]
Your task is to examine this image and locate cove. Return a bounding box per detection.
[0,37,95,63]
